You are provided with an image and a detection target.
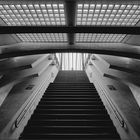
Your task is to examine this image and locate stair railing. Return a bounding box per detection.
[15,73,52,128]
[93,77,127,129]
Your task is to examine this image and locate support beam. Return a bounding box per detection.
[1,48,140,60]
[0,0,139,3]
[0,26,140,34]
[68,34,75,45]
[66,1,76,45]
[1,43,140,59]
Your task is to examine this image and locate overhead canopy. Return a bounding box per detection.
[0,0,140,58]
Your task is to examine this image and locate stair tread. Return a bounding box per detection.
[23,126,118,134]
[31,113,109,115]
[35,108,105,110]
[39,101,102,102]
[20,133,120,139]
[34,109,107,114]
[44,95,98,96]
[19,71,120,140]
[24,126,116,128]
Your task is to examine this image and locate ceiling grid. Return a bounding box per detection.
[0,1,139,44]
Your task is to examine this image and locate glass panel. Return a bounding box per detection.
[17,33,67,42]
[76,33,126,43]
[76,3,140,26]
[56,53,84,71]
[0,3,66,26]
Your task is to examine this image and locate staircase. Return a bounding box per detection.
[19,71,120,140]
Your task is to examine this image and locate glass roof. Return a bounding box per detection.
[76,33,126,43]
[0,3,66,26]
[0,2,139,43]
[76,3,140,26]
[17,33,67,42]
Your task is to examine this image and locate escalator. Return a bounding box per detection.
[19,71,120,140]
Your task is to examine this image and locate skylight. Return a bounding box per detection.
[76,33,126,43]
[17,33,67,42]
[0,3,66,26]
[76,3,140,26]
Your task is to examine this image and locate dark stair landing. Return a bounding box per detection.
[19,71,120,140]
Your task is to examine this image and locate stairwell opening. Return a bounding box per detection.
[19,71,120,140]
[56,53,89,71]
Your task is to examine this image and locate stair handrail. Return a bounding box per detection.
[15,75,51,128]
[94,79,127,129]
[103,88,126,128]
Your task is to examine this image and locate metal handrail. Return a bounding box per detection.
[103,88,126,128]
[94,78,127,129]
[15,75,51,128]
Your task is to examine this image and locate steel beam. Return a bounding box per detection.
[0,0,139,4]
[0,26,140,34]
[66,0,76,45]
[1,48,140,59]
